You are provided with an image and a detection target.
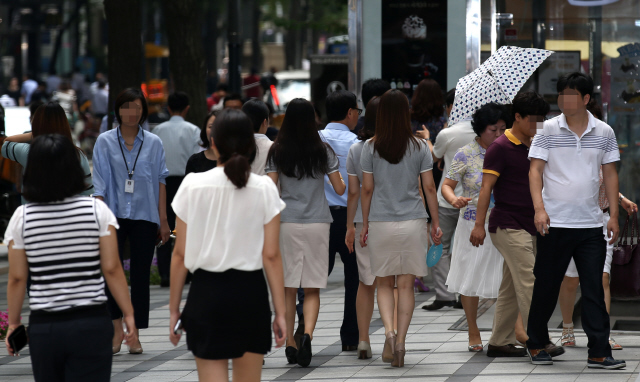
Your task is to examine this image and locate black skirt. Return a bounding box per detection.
[181,268,272,360]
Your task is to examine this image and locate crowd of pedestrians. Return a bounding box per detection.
[0,69,636,382]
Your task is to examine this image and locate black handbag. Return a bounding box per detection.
[611,212,640,298]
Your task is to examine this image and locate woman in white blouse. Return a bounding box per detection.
[168,109,286,382]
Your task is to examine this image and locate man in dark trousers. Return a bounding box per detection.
[319,90,361,350]
[152,92,201,286]
[526,73,625,369]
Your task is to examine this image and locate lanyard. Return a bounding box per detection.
[117,127,144,180]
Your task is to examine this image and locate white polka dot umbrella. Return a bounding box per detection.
[448,46,554,126]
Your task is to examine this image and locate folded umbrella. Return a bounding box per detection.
[449,46,554,126]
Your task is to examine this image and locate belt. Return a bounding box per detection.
[602,207,609,214]
[329,206,347,210]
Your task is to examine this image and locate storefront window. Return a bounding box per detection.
[479,0,639,212]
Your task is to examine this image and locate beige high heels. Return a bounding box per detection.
[382,331,396,363]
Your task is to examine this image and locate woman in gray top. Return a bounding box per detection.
[359,89,443,368]
[345,96,379,360]
[266,98,345,368]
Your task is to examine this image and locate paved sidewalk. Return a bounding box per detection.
[0,264,639,381]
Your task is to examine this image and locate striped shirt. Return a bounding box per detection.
[5,197,118,312]
[528,111,620,228]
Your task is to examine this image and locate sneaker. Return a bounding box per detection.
[487,344,526,357]
[587,357,626,369]
[527,348,553,365]
[545,343,565,358]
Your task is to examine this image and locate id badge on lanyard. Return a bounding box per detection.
[125,179,135,193]
[117,127,144,195]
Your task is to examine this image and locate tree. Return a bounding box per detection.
[250,0,263,72]
[103,0,143,128]
[283,0,303,70]
[163,0,207,127]
[49,0,89,75]
[262,0,348,69]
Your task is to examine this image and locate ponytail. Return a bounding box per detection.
[210,109,256,188]
[224,153,251,189]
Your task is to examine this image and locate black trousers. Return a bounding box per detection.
[157,176,184,280]
[527,227,612,358]
[106,218,157,329]
[29,315,113,381]
[328,207,360,346]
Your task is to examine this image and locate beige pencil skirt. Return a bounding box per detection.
[280,222,331,288]
[368,219,429,277]
[355,224,376,285]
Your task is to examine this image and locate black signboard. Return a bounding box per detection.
[310,54,349,123]
[381,0,448,99]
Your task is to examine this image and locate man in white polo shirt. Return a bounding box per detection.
[526,73,625,370]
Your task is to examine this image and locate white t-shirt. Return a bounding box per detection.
[432,119,476,208]
[252,134,273,175]
[172,167,286,273]
[529,112,620,228]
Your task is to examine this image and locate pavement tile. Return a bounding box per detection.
[0,267,638,381]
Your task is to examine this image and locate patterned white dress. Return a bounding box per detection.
[445,139,503,298]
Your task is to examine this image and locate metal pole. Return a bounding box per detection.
[227,0,241,94]
[347,0,362,106]
[589,6,602,105]
[532,0,546,93]
[465,0,481,73]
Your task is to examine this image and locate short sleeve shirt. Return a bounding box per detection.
[446,139,491,223]
[172,169,285,273]
[483,130,536,235]
[265,145,339,223]
[360,138,433,222]
[346,141,365,223]
[529,112,620,228]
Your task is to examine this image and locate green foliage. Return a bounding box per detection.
[261,0,348,35]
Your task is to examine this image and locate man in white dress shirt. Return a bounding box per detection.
[241,99,273,175]
[319,90,361,350]
[152,91,202,286]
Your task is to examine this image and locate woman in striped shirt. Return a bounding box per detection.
[4,134,137,381]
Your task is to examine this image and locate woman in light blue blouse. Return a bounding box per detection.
[92,88,170,355]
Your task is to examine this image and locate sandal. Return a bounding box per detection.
[609,337,623,350]
[468,343,483,352]
[561,326,576,347]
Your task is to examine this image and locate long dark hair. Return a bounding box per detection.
[31,102,82,153]
[358,96,379,141]
[411,79,445,122]
[374,89,420,164]
[211,109,256,188]
[23,134,86,203]
[267,98,332,179]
